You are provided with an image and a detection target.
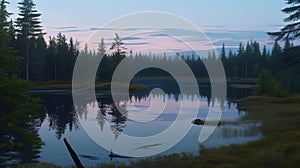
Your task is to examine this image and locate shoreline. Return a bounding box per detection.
[28,81,148,91]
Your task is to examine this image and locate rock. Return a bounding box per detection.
[191,119,205,125]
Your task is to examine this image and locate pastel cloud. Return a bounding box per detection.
[46,26,272,53]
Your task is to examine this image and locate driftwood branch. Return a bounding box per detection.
[63,138,84,168]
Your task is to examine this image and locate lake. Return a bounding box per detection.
[27,79,262,167]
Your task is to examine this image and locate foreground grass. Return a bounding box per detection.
[14,94,300,168]
[29,81,147,91]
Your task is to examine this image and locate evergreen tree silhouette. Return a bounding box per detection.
[15,0,44,80]
[268,0,300,69]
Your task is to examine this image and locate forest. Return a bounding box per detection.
[1,0,300,167]
[1,0,299,93]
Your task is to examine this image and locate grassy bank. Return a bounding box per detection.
[28,81,148,91]
[230,83,257,89]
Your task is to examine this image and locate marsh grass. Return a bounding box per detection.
[230,84,257,89]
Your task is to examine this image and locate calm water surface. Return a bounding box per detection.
[34,82,261,167]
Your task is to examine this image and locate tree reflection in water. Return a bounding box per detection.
[108,103,127,140]
[38,94,80,140]
[94,95,128,140]
[35,80,247,142]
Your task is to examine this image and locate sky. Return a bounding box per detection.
[7,0,287,53]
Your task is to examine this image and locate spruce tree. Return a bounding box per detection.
[271,40,283,75]
[220,43,227,76]
[0,0,18,73]
[268,0,300,69]
[284,37,291,50]
[268,0,300,40]
[0,0,42,164]
[262,45,268,68]
[15,0,44,80]
[110,33,127,56]
[97,37,106,57]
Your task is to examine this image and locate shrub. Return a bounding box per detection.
[254,69,285,97]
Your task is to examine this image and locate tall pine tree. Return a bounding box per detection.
[268,0,300,69]
[15,0,44,80]
[268,0,300,40]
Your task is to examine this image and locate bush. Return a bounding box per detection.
[254,69,285,97]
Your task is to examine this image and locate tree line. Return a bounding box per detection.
[89,36,299,93]
[5,0,80,81]
[2,0,300,94]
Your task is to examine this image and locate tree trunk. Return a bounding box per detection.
[26,39,30,80]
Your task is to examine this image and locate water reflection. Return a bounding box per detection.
[108,103,127,140]
[219,122,261,139]
[29,81,260,166]
[38,94,80,140]
[29,78,254,144]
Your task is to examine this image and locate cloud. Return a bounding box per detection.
[159,28,200,37]
[55,26,78,30]
[121,27,152,31]
[123,37,145,40]
[125,42,151,46]
[149,33,170,37]
[88,27,117,31]
[166,48,184,52]
[200,25,224,28]
[54,27,119,33]
[212,40,241,47]
[53,26,272,52]
[60,29,84,33]
[205,30,269,41]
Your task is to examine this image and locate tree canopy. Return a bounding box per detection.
[15,0,44,80]
[0,0,43,165]
[268,0,300,69]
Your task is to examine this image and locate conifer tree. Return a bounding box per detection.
[15,0,44,80]
[97,37,106,57]
[268,0,300,40]
[110,33,127,56]
[268,0,300,69]
[0,0,42,164]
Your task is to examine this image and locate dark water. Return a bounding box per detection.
[26,79,261,167]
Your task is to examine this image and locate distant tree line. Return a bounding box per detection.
[88,36,299,93]
[4,0,300,94]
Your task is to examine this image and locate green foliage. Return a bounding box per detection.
[15,0,44,80]
[45,33,79,81]
[94,35,126,81]
[15,0,43,37]
[0,0,43,165]
[268,0,300,40]
[97,37,106,57]
[254,69,285,97]
[110,33,127,56]
[268,0,300,70]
